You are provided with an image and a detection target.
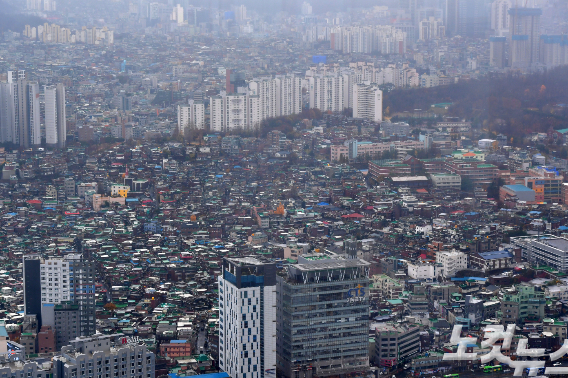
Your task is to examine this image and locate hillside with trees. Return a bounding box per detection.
[384,66,568,142]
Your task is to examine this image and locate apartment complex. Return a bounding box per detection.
[0,70,41,147]
[248,75,302,119]
[308,75,346,112]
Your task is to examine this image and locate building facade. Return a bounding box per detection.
[374,322,420,368]
[177,100,205,132]
[209,93,261,132]
[436,251,467,278]
[352,83,382,122]
[276,255,370,378]
[53,334,155,378]
[218,257,277,378]
[24,255,96,338]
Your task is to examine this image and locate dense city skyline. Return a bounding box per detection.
[1,1,568,378]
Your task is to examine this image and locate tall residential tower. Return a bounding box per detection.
[218,257,277,378]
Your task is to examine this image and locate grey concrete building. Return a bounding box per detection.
[276,255,370,378]
[374,322,420,368]
[512,236,568,273]
[54,302,80,350]
[53,334,155,378]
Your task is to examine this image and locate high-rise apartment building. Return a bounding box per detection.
[352,83,383,122]
[276,255,370,378]
[171,4,184,24]
[28,82,41,146]
[177,100,205,133]
[218,257,277,378]
[308,75,346,112]
[329,26,406,54]
[301,1,312,15]
[0,70,41,147]
[23,254,96,341]
[508,7,542,68]
[248,78,281,120]
[418,17,445,40]
[44,84,67,148]
[491,0,512,36]
[490,36,507,68]
[248,75,303,120]
[209,93,261,132]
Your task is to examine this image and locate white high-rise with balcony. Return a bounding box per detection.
[353,82,382,122]
[218,257,276,378]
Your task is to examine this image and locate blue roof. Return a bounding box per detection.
[170,340,188,343]
[451,277,487,281]
[504,184,534,192]
[317,202,330,206]
[478,251,514,260]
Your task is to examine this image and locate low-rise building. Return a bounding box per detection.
[469,251,514,272]
[436,251,467,278]
[374,322,420,368]
[430,173,461,190]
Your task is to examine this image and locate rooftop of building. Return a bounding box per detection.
[477,251,514,260]
[503,184,534,192]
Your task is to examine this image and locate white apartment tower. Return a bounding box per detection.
[248,75,302,119]
[249,78,280,120]
[177,100,205,133]
[44,84,66,148]
[301,1,312,15]
[28,82,41,146]
[352,83,383,122]
[218,257,276,378]
[308,74,345,112]
[278,76,303,116]
[0,83,15,143]
[172,4,184,24]
[209,93,261,132]
[491,0,512,37]
[0,70,41,147]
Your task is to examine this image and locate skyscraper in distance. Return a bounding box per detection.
[508,7,542,68]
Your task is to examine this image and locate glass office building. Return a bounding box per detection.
[276,255,370,378]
